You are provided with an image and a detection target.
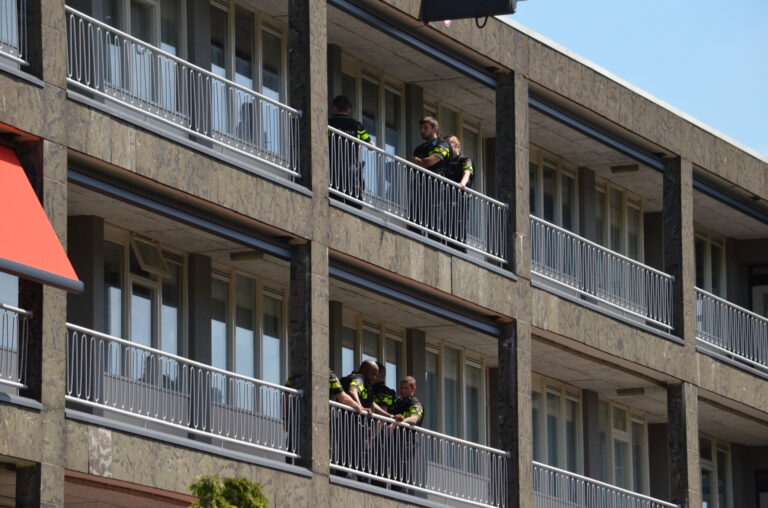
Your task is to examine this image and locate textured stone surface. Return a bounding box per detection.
[667,383,700,508]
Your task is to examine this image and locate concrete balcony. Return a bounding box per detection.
[65,6,301,180]
[696,287,768,377]
[329,127,509,263]
[65,323,302,461]
[530,215,675,331]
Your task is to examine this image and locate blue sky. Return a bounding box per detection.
[510,0,768,158]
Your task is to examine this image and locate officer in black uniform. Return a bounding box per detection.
[445,135,475,245]
[388,376,425,492]
[372,362,397,413]
[410,117,452,233]
[329,95,372,205]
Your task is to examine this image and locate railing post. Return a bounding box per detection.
[495,71,530,275]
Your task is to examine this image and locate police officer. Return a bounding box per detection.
[390,376,424,426]
[342,360,390,417]
[445,135,474,189]
[329,95,372,204]
[411,116,451,176]
[388,376,425,492]
[372,362,397,413]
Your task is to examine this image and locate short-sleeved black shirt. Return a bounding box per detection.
[341,372,373,408]
[413,137,451,177]
[391,396,424,426]
[329,114,370,142]
[447,155,474,186]
[372,382,397,412]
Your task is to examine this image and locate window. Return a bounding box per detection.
[93,0,184,53]
[0,272,18,307]
[423,342,488,443]
[339,58,404,159]
[695,231,726,297]
[103,229,185,356]
[596,400,649,493]
[529,148,579,233]
[594,181,645,261]
[207,3,286,98]
[531,376,581,473]
[336,312,403,383]
[700,436,732,508]
[210,269,287,382]
[424,346,440,431]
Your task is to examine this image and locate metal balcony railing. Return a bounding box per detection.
[530,216,674,329]
[65,7,300,177]
[533,462,678,508]
[66,323,302,458]
[695,287,768,373]
[0,303,30,389]
[329,127,509,262]
[330,401,509,507]
[0,0,26,65]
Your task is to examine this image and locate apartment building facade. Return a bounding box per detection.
[0,0,767,506]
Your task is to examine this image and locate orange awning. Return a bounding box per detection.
[0,146,83,293]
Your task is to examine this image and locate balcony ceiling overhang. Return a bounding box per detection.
[327,5,498,135]
[68,184,291,287]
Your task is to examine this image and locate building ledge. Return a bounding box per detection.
[65,409,313,479]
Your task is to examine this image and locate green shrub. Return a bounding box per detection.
[189,475,269,508]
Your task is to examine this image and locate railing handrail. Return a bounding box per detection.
[532,461,678,507]
[0,303,32,318]
[328,125,508,208]
[695,286,768,324]
[330,400,510,456]
[530,215,673,280]
[65,6,300,115]
[66,323,301,395]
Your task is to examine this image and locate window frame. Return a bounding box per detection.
[531,374,583,473]
[596,399,650,494]
[103,224,188,354]
[339,308,406,379]
[423,338,489,444]
[694,228,727,297]
[209,0,288,99]
[594,178,645,261]
[101,0,188,57]
[699,435,733,508]
[529,146,581,234]
[339,54,406,159]
[210,263,289,382]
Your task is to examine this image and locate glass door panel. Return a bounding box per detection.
[465,364,482,443]
[385,337,401,389]
[361,329,378,363]
[424,350,439,431]
[234,275,255,378]
[443,347,460,437]
[341,326,356,376]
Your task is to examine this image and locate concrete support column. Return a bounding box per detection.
[66,216,105,332]
[578,167,597,242]
[663,156,696,349]
[16,140,68,507]
[329,300,343,373]
[404,83,424,157]
[495,71,530,277]
[289,242,330,490]
[667,382,700,507]
[405,328,426,391]
[187,253,212,365]
[581,389,601,479]
[498,320,533,508]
